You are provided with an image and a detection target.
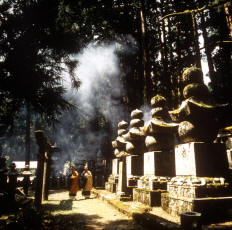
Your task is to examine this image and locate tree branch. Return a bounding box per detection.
[199,40,232,50]
[159,0,230,22]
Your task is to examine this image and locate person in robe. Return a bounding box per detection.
[69,165,79,198]
[81,165,93,199]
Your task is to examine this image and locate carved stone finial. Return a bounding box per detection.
[169,67,229,143]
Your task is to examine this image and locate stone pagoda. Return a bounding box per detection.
[162,67,232,220]
[122,109,145,190]
[105,120,129,194]
[133,95,178,206]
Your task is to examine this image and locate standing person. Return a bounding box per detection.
[81,165,93,199]
[69,165,79,199]
[7,163,18,201]
[21,164,32,196]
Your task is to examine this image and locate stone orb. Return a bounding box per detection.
[182,67,203,85]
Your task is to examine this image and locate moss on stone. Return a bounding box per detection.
[150,95,167,108]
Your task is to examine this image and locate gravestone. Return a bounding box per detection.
[105,120,129,195]
[162,67,232,220]
[126,155,143,187]
[117,160,128,199]
[112,158,119,175]
[133,95,177,207]
[227,150,232,169]
[105,158,119,193]
[143,151,175,177]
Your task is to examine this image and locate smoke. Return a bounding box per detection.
[74,42,126,124]
[52,41,132,174]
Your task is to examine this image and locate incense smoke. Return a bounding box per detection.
[52,41,134,173]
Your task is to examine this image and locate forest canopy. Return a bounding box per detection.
[0,0,231,161]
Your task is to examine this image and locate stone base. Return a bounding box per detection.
[162,194,232,218]
[137,176,169,190]
[105,182,117,193]
[133,188,166,207]
[167,176,232,198]
[163,176,232,218]
[116,191,132,201]
[108,174,119,184]
[127,176,140,187]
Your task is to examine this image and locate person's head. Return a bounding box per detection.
[84,165,88,171]
[71,165,75,171]
[25,164,29,170]
[11,163,16,169]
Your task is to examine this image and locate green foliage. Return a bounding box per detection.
[0,0,81,128]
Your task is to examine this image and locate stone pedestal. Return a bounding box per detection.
[117,160,129,200]
[133,188,163,206]
[133,151,174,206]
[162,143,232,218]
[175,142,228,177]
[134,176,169,206]
[227,150,232,169]
[144,151,175,177]
[112,158,119,175]
[126,155,143,188]
[105,158,119,193]
[105,174,118,193]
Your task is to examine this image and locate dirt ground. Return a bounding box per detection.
[42,190,147,230]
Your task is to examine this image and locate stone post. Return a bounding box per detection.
[34,130,53,209]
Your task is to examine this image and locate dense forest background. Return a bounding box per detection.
[0,0,231,170]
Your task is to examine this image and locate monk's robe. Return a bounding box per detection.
[69,171,79,196]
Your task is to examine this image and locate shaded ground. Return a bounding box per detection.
[41,190,147,230]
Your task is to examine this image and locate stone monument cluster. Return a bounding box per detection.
[105,66,232,220]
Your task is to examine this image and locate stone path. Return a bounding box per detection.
[42,190,147,230]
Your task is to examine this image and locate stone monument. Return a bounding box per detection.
[162,67,232,220]
[133,95,178,206]
[105,120,129,194]
[122,109,145,189]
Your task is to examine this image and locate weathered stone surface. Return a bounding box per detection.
[145,119,178,135]
[169,67,229,143]
[167,176,231,199]
[105,181,117,193]
[117,161,127,195]
[137,176,169,190]
[175,142,228,177]
[145,133,175,151]
[108,175,119,184]
[127,177,139,187]
[227,150,232,169]
[144,151,175,177]
[151,95,167,108]
[131,109,143,119]
[133,188,166,207]
[126,155,143,177]
[182,66,203,85]
[118,129,127,136]
[118,120,129,129]
[183,83,209,99]
[112,158,119,175]
[130,119,144,128]
[162,194,232,217]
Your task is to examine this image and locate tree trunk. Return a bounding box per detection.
[139,1,152,104]
[191,12,202,69]
[224,2,232,38]
[200,11,215,83]
[25,104,31,166]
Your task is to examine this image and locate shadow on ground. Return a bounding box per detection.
[41,201,149,230]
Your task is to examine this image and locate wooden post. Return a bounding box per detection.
[44,146,55,200]
[34,130,47,210]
